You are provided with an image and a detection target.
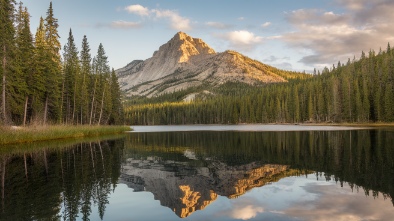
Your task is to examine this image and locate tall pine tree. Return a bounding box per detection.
[109,68,123,125]
[94,44,110,125]
[31,17,48,123]
[15,2,33,125]
[0,0,16,124]
[62,29,80,124]
[80,35,91,124]
[43,1,62,124]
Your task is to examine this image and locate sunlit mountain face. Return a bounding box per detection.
[116,32,306,98]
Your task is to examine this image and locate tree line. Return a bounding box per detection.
[0,1,123,126]
[124,44,394,125]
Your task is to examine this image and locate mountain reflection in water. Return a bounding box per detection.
[0,129,393,220]
[120,159,295,218]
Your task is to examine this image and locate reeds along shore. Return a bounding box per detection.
[0,125,131,145]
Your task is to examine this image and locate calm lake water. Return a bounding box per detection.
[1,125,393,221]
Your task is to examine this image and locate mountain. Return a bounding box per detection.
[116,32,303,97]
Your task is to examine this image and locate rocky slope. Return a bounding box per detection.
[116,32,296,97]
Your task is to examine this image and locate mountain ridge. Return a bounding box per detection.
[116,32,305,97]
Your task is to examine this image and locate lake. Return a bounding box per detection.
[0,125,393,221]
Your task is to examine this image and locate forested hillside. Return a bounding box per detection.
[124,45,394,125]
[0,1,123,126]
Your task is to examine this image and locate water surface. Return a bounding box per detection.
[131,124,368,132]
[0,126,393,220]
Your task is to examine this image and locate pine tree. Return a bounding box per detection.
[307,92,314,121]
[43,1,62,124]
[45,2,61,65]
[0,0,16,124]
[80,35,91,124]
[93,43,110,125]
[387,42,391,54]
[109,69,123,125]
[2,1,28,124]
[31,17,47,123]
[362,79,370,121]
[15,3,34,125]
[384,83,393,121]
[293,86,300,122]
[89,56,98,125]
[62,29,80,124]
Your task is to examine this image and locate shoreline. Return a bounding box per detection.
[296,122,394,127]
[130,123,387,133]
[0,125,132,145]
[131,122,394,127]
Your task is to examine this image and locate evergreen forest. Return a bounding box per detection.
[0,1,123,126]
[124,45,394,125]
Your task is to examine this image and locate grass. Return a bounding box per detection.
[0,133,127,155]
[0,125,132,145]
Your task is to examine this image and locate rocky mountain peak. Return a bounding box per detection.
[116,32,299,97]
[154,32,216,63]
[174,31,192,41]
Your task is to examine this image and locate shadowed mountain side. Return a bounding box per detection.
[116,32,306,97]
[119,157,297,218]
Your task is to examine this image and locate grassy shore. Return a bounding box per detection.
[0,125,131,145]
[0,133,127,154]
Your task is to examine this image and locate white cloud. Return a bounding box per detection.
[111,20,141,29]
[216,198,265,221]
[152,9,191,31]
[125,4,149,16]
[124,4,191,31]
[227,31,262,45]
[216,30,263,52]
[230,205,264,220]
[238,17,245,21]
[261,22,271,28]
[223,30,263,50]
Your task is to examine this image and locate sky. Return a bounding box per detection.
[23,0,394,72]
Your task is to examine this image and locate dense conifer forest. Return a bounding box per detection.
[0,1,123,126]
[124,45,394,125]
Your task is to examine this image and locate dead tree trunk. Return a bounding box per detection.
[97,88,105,125]
[23,96,28,126]
[2,46,7,124]
[44,95,49,125]
[89,77,98,125]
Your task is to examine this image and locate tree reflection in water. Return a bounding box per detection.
[0,137,124,221]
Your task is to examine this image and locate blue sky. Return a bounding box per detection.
[24,0,394,72]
